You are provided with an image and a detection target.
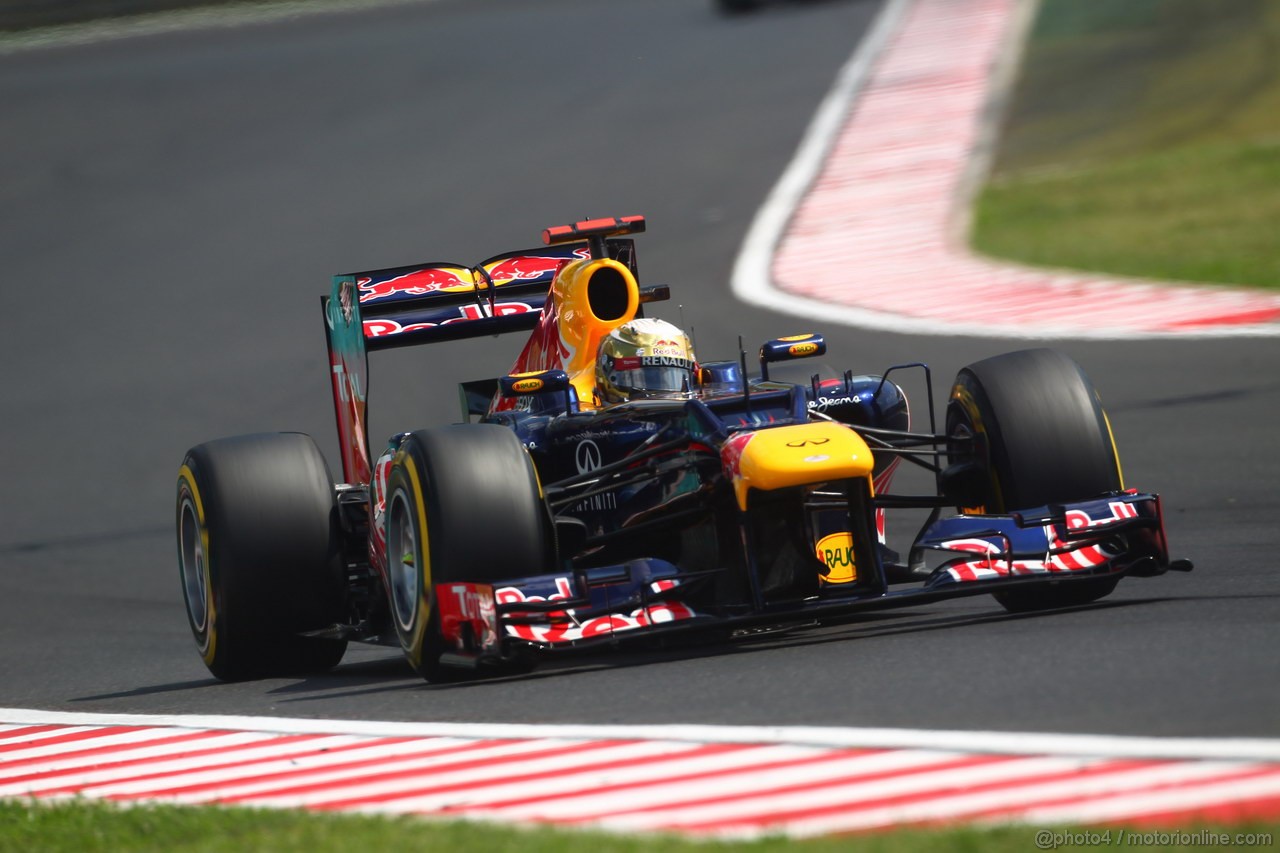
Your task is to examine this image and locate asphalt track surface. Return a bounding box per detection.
[1,0,1277,740]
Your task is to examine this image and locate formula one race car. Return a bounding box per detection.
[176,216,1191,681]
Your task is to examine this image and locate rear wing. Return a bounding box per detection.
[346,241,634,351]
[321,222,645,484]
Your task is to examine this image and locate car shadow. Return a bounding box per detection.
[1107,382,1280,414]
[74,593,1251,705]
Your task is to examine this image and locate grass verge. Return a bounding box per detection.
[1,800,1276,852]
[971,0,1280,290]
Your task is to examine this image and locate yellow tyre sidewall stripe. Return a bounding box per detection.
[396,451,433,670]
[177,464,217,665]
[1100,399,1126,490]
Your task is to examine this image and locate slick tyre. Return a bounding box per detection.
[946,349,1124,613]
[176,433,348,681]
[384,424,552,681]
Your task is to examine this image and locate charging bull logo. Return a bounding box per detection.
[485,248,588,285]
[720,433,755,481]
[358,267,474,303]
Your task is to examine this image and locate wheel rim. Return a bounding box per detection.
[947,381,999,513]
[387,488,419,632]
[178,495,209,636]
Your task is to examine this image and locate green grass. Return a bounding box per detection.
[972,0,1280,290]
[1,800,1275,852]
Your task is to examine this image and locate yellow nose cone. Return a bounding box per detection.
[721,421,874,511]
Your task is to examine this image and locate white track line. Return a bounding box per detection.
[733,0,1280,339]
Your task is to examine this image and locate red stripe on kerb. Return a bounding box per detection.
[0,725,145,754]
[668,758,1155,833]
[1104,792,1280,827]
[29,734,396,796]
[452,746,880,814]
[1165,308,1280,328]
[304,740,650,811]
[0,729,230,775]
[428,743,767,814]
[564,752,1017,825]
[0,725,70,744]
[962,764,1280,824]
[102,738,508,802]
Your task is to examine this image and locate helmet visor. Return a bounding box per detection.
[608,356,695,398]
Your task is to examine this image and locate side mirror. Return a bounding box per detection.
[759,333,826,381]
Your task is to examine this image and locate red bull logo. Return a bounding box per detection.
[720,433,755,481]
[363,301,535,338]
[494,577,697,644]
[485,249,588,285]
[358,267,474,304]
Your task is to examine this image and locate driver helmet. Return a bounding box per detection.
[596,318,698,403]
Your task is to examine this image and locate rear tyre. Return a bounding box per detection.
[176,433,348,681]
[946,349,1124,613]
[384,424,552,681]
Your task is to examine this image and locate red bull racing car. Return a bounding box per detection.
[176,216,1192,681]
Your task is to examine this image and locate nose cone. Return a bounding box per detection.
[722,422,874,511]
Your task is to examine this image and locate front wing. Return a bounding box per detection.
[433,492,1190,668]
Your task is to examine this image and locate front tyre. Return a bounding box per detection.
[947,349,1124,612]
[177,433,347,681]
[384,424,552,681]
